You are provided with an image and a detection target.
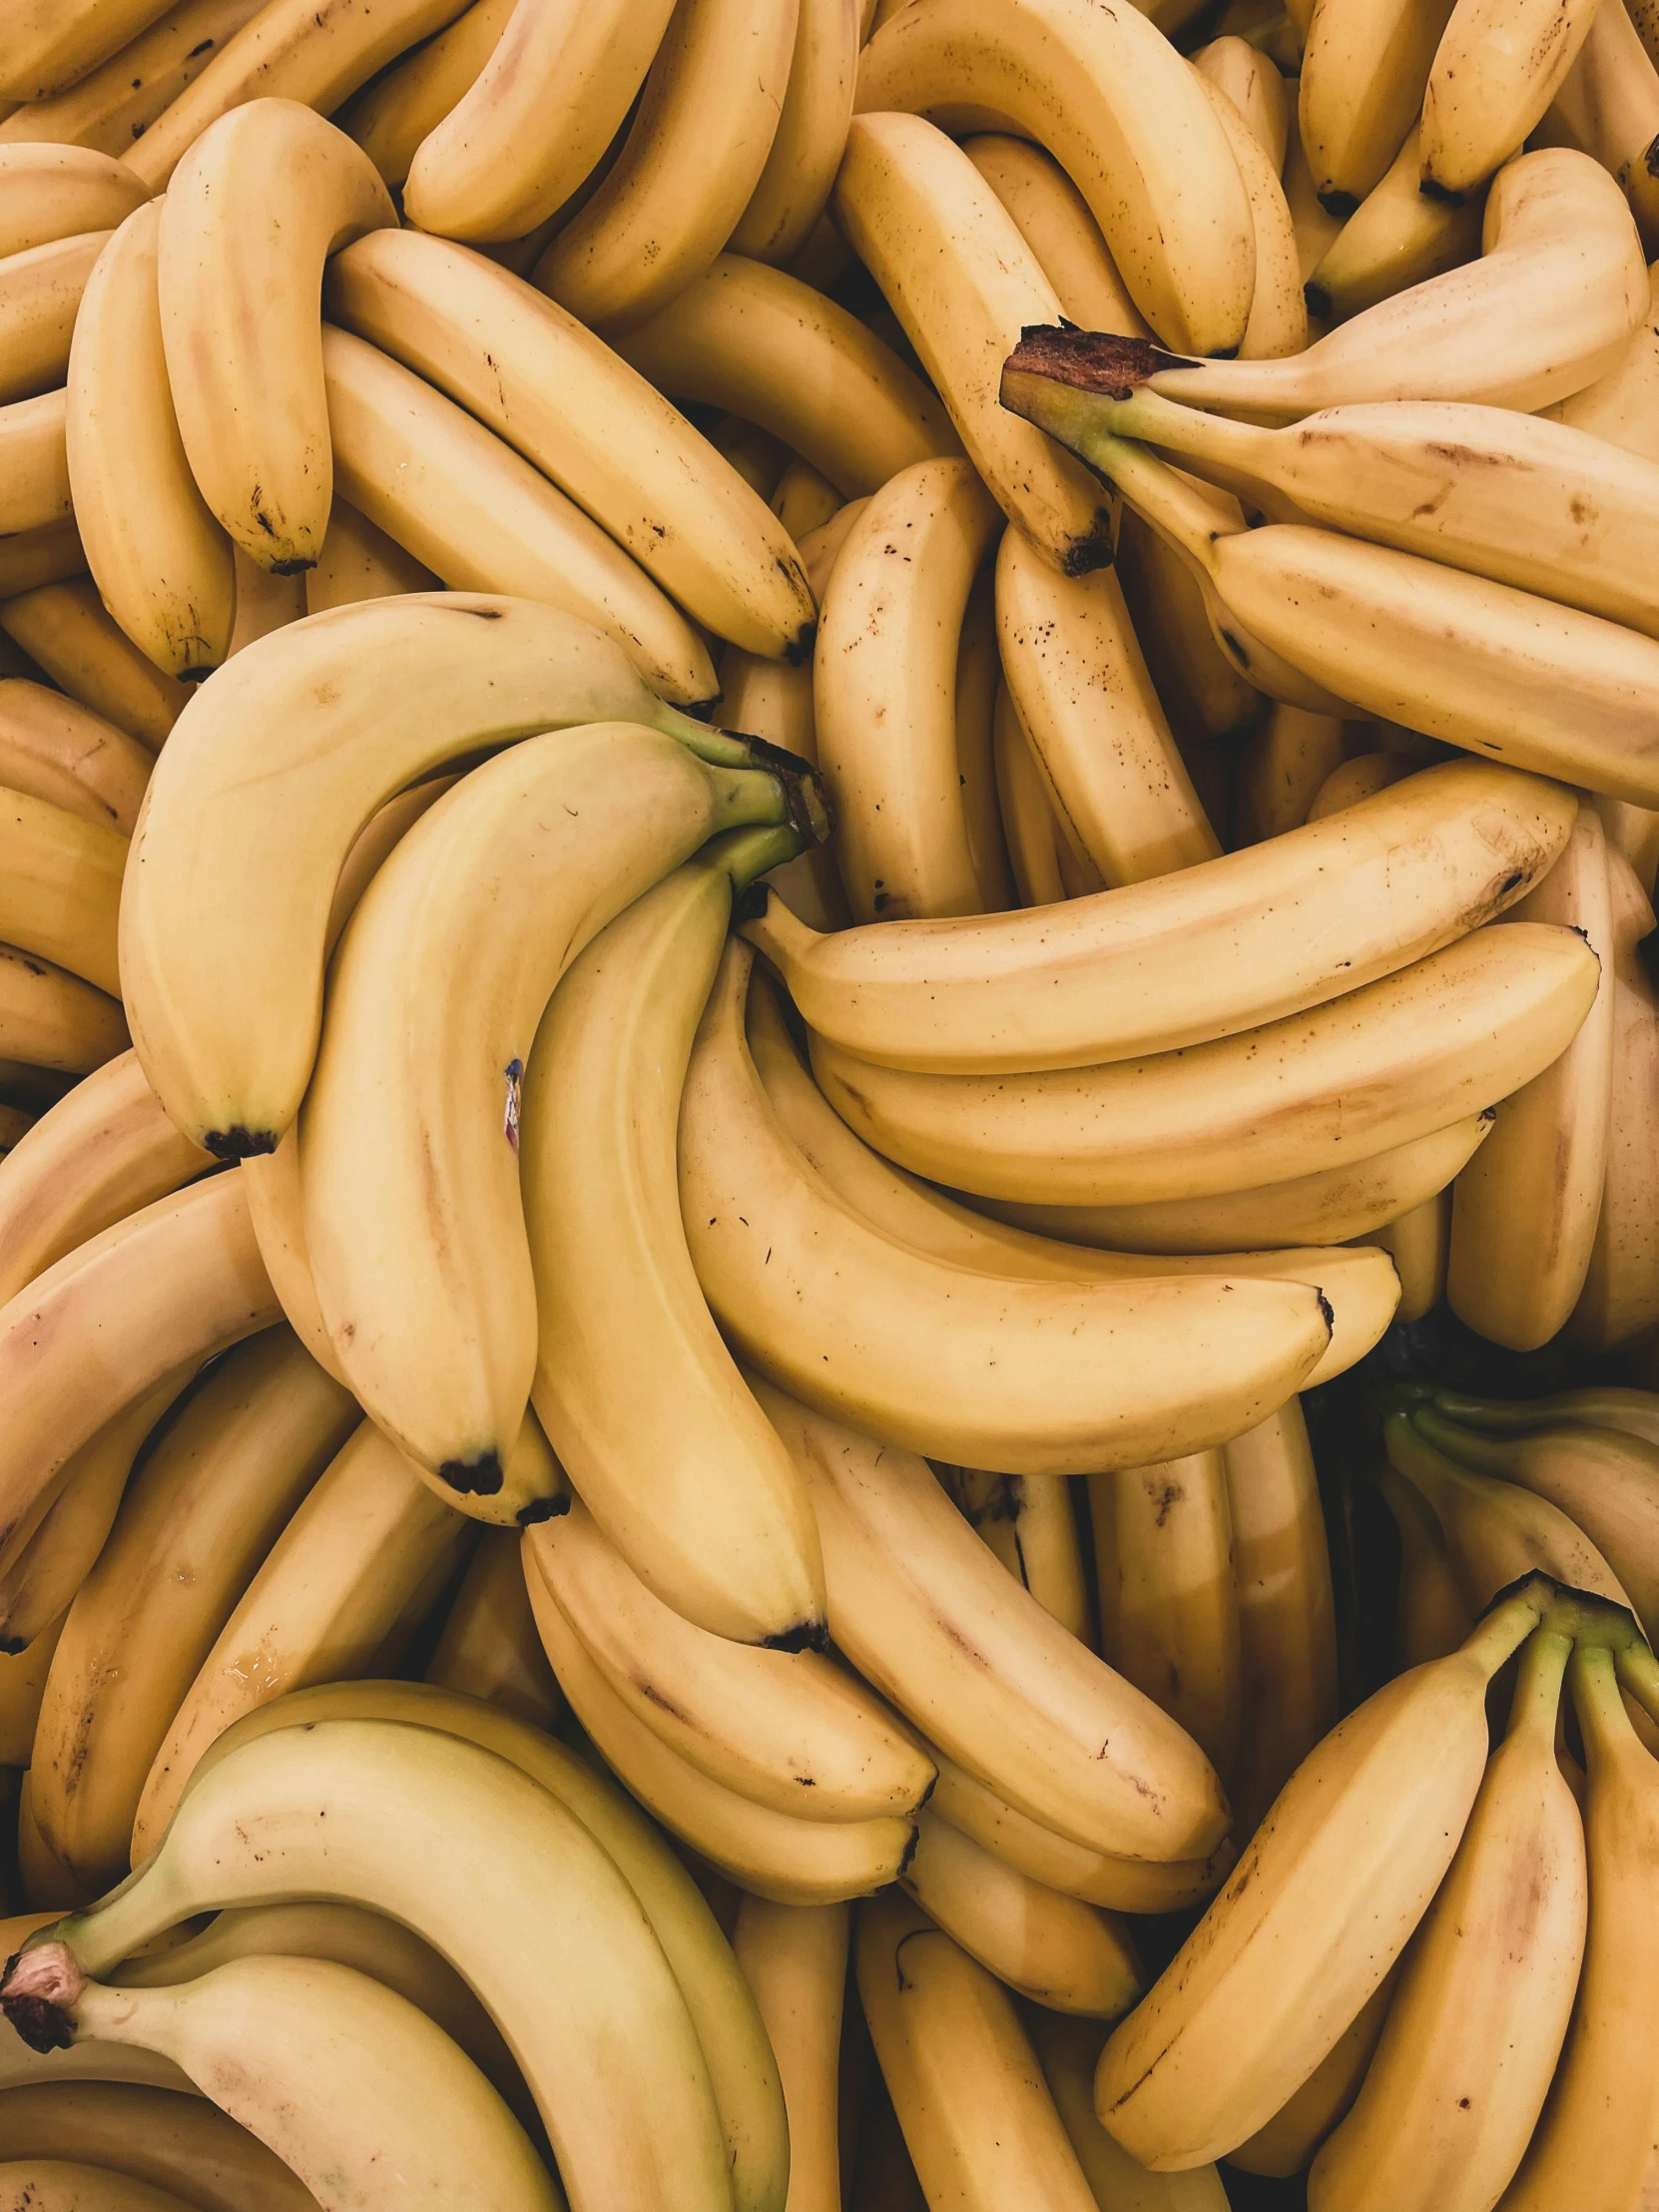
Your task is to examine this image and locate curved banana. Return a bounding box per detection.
[0,0,267,160]
[816,457,999,920]
[66,203,236,681]
[938,1463,1089,1638]
[1093,1583,1548,2168]
[741,756,1572,1071]
[730,0,858,263]
[0,147,146,261]
[1091,1450,1242,1782]
[996,523,1219,888]
[306,497,437,614]
[757,1380,1230,1860]
[226,553,319,651]
[1226,1970,1398,2178]
[525,1563,916,1906]
[1546,0,1659,253]
[0,1174,278,1575]
[0,390,70,538]
[1296,0,1455,213]
[8,1950,561,2210]
[31,1329,355,1886]
[1420,0,1600,200]
[1373,1189,1449,1321]
[0,1,184,100]
[532,0,798,332]
[1306,127,1482,321]
[811,923,1597,1205]
[1192,36,1290,170]
[964,135,1149,336]
[0,579,189,750]
[0,943,126,1073]
[425,1530,562,1730]
[1223,1400,1340,1836]
[339,0,514,188]
[0,787,123,995]
[731,1897,846,2212]
[0,2082,316,2212]
[158,101,393,574]
[855,0,1255,355]
[1431,1382,1659,1444]
[401,0,677,243]
[0,2163,195,2210]
[902,1806,1144,2017]
[949,568,1013,911]
[527,1494,931,1817]
[239,1133,346,1384]
[321,324,715,705]
[1029,2011,1230,2212]
[830,112,1112,571]
[1198,73,1306,359]
[1545,261,1659,462]
[121,593,779,1158]
[0,232,112,407]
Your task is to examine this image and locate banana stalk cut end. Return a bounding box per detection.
[1002,324,1195,407]
[0,1938,83,2052]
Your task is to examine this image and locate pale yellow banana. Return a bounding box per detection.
[0,390,69,538]
[1193,36,1290,170]
[1236,706,1351,841]
[730,0,859,263]
[1420,0,1600,198]
[0,147,147,259]
[0,1,182,101]
[0,579,188,750]
[0,942,126,1074]
[1545,261,1659,461]
[424,1530,562,1731]
[1227,1970,1397,2177]
[1540,0,1659,250]
[1197,73,1306,358]
[1306,127,1482,321]
[338,0,514,189]
[963,135,1149,337]
[0,0,266,158]
[993,681,1069,907]
[1297,0,1455,211]
[1375,1189,1450,1321]
[1029,2010,1230,2212]
[731,1897,847,2212]
[1308,751,1412,819]
[951,568,1015,912]
[0,232,112,408]
[305,496,436,615]
[0,2081,315,2212]
[0,786,123,995]
[936,1464,1090,1640]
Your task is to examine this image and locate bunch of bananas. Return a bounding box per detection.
[5,0,1659,2202]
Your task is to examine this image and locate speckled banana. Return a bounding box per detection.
[1420,0,1601,199]
[1296,0,1455,213]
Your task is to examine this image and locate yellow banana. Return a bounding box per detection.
[1296,0,1455,212]
[731,1897,847,2212]
[1093,1582,1549,2168]
[0,2161,197,2208]
[157,100,393,574]
[935,1465,1090,1640]
[0,944,126,1075]
[338,0,514,188]
[963,134,1150,337]
[1540,0,1659,251]
[0,2082,315,2211]
[1226,1969,1398,2177]
[1376,1461,1470,1664]
[0,579,188,750]
[1545,260,1659,462]
[0,147,147,258]
[1308,751,1411,819]
[1117,499,1267,747]
[532,0,798,332]
[1197,73,1306,359]
[951,569,1014,912]
[830,112,1113,571]
[1420,0,1600,200]
[1029,2010,1230,2212]
[0,0,267,159]
[1306,126,1482,321]
[0,1,186,100]
[66,203,236,681]
[855,0,1257,355]
[741,757,1572,1072]
[0,232,112,408]
[1374,1190,1449,1321]
[305,497,437,614]
[0,1614,62,1765]
[238,1133,346,1386]
[0,519,89,600]
[0,390,69,538]
[731,0,859,263]
[0,787,123,996]
[1236,706,1351,841]
[1192,35,1290,170]
[993,681,1069,907]
[424,1530,562,1731]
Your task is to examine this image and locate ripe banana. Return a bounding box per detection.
[7,1949,562,2210]
[532,0,798,332]
[1226,1969,1398,2177]
[524,1561,915,1905]
[0,231,112,407]
[996,520,1220,888]
[0,2081,316,2212]
[0,579,188,750]
[0,1613,61,1765]
[856,1892,1101,2212]
[0,389,69,538]
[855,0,1257,355]
[1029,2010,1230,2212]
[339,0,515,188]
[1091,1451,1243,1780]
[1197,72,1306,359]
[1496,1642,1659,2209]
[936,1464,1090,1640]
[0,786,123,996]
[741,756,1572,1072]
[755,1379,1230,1860]
[1115,501,1267,745]
[424,1530,563,1731]
[731,0,859,263]
[951,569,1015,911]
[994,682,1069,906]
[926,1748,1234,1912]
[1545,261,1659,461]
[816,457,999,920]
[813,922,1596,1205]
[830,112,1113,571]
[1223,1400,1340,1836]
[1540,0,1659,250]
[401,0,676,242]
[0,147,145,264]
[1420,0,1600,199]
[1377,1461,1475,1664]
[24,1715,736,2211]
[964,135,1149,337]
[158,100,394,574]
[731,1896,847,2212]
[0,1,182,100]
[306,497,437,614]
[1306,126,1482,321]
[122,593,783,1157]
[1296,0,1455,212]
[66,204,237,681]
[1193,35,1290,169]
[527,1493,932,1819]
[902,1807,1145,2016]
[239,1132,346,1386]
[0,0,267,159]
[123,0,473,193]
[0,943,126,1074]
[0,2162,196,2209]
[1093,1581,1549,2168]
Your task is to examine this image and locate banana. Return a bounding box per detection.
[158,101,394,575]
[0,390,69,538]
[1284,98,1345,279]
[1093,1582,1549,2169]
[993,682,1068,907]
[855,1893,1101,2212]
[122,593,787,1158]
[772,457,841,540]
[122,0,474,193]
[1296,0,1455,212]
[740,756,1573,1072]
[1196,73,1306,360]
[9,1950,562,2210]
[400,0,676,243]
[1226,1969,1397,2177]
[1308,751,1411,818]
[816,458,1000,920]
[1236,706,1350,841]
[728,0,858,263]
[1383,1406,1631,1614]
[525,1562,916,1904]
[339,0,514,188]
[1495,1643,1659,2209]
[1566,844,1659,1347]
[928,1747,1234,1911]
[0,148,145,262]
[1375,1190,1449,1321]
[1433,1382,1659,1444]
[0,2082,317,2211]
[306,498,437,614]
[66,204,236,683]
[995,520,1221,888]
[1420,0,1600,200]
[0,2030,192,2097]
[0,520,87,600]
[901,1807,1145,2015]
[0,232,113,408]
[1306,128,1482,320]
[425,1530,562,1731]
[691,947,1332,1472]
[855,0,1256,356]
[1545,261,1659,462]
[746,970,1398,1387]
[0,787,123,996]
[1377,1462,1475,1664]
[1115,502,1266,747]
[755,1380,1230,1860]
[0,580,188,750]
[320,325,715,704]
[1193,36,1290,170]
[951,569,1014,912]
[963,135,1149,337]
[935,1465,1090,1640]
[1029,2011,1231,2212]
[0,944,126,1074]
[812,922,1596,1206]
[239,1133,345,1385]
[30,1330,353,1886]
[0,2,186,100]
[1540,0,1659,251]
[731,1897,847,2212]
[526,1494,933,1818]
[1091,1452,1242,1780]
[531,0,798,332]
[1598,788,1659,891]
[181,1674,792,2212]
[0,1613,62,1765]
[0,2163,195,2209]
[830,113,1114,572]
[0,0,267,158]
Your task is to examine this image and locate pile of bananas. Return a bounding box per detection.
[2,0,1659,2203]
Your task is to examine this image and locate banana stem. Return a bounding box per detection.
[702,823,809,894]
[1382,1406,1464,1506]
[1506,1626,1571,1743]
[1617,1640,1659,1731]
[1074,381,1272,483]
[1572,1641,1637,1767]
[1411,1406,1515,1476]
[711,760,830,851]
[1460,1581,1552,1679]
[1431,1389,1554,1433]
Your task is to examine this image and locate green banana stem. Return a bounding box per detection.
[1572,1641,1638,1766]
[1505,1626,1571,1743]
[708,757,831,852]
[702,822,811,896]
[1411,1405,1521,1476]
[1382,1405,1465,1503]
[1435,1386,1656,1437]
[1617,1640,1659,1730]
